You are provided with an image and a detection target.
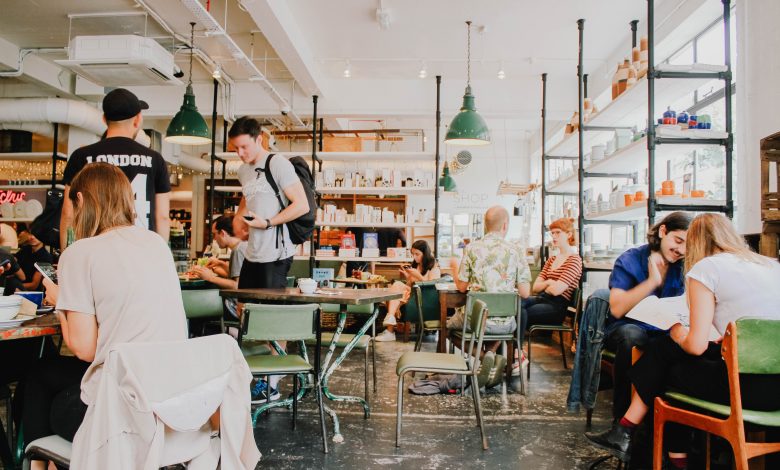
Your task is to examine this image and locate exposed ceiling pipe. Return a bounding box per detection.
[0,98,105,135]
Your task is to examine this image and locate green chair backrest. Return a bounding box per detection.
[182,289,224,319]
[243,303,320,342]
[462,299,489,359]
[401,280,441,323]
[735,318,780,374]
[466,292,518,318]
[320,303,374,315]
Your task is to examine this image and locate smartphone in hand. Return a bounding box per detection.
[243,215,255,221]
[34,262,57,284]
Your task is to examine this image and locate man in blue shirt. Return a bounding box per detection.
[585,212,691,459]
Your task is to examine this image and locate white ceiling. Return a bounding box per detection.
[0,0,719,134]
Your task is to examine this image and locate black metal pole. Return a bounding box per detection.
[722,0,733,218]
[51,123,58,189]
[647,0,657,224]
[630,20,639,48]
[208,78,218,244]
[583,74,588,99]
[222,119,228,152]
[434,75,442,259]
[577,19,585,258]
[541,73,547,264]
[318,117,324,172]
[310,95,318,276]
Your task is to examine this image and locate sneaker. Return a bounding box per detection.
[486,354,507,389]
[476,351,495,388]
[511,352,530,377]
[374,330,396,342]
[251,380,281,403]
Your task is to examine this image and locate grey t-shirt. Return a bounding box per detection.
[229,241,248,279]
[237,154,299,263]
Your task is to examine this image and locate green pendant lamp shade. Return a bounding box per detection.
[165,22,211,146]
[445,85,490,145]
[439,164,457,192]
[445,20,490,146]
[165,83,211,145]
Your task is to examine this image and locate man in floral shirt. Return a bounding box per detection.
[448,206,531,389]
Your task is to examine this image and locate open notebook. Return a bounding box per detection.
[626,295,720,341]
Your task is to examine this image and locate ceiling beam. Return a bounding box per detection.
[241,0,328,99]
[0,36,81,99]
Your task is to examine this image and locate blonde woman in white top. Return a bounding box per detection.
[586,213,780,465]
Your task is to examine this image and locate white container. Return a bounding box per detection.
[298,278,317,294]
[591,144,606,162]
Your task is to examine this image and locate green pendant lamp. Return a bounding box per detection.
[445,21,490,146]
[165,22,211,146]
[439,163,457,192]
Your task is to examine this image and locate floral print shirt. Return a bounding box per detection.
[457,232,531,292]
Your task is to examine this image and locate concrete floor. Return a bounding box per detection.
[253,334,619,469]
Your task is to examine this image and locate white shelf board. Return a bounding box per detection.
[587,74,714,128]
[0,218,35,222]
[215,151,434,162]
[586,197,726,221]
[0,152,67,161]
[584,261,615,271]
[546,129,612,158]
[547,174,578,193]
[0,185,59,190]
[318,187,434,195]
[316,222,434,228]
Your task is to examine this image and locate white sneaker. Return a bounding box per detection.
[374,330,396,342]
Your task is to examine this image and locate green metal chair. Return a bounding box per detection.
[182,289,225,336]
[654,319,780,470]
[400,280,443,351]
[526,287,581,380]
[450,292,522,397]
[241,303,329,453]
[305,302,377,402]
[396,298,489,449]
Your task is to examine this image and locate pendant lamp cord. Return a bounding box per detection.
[188,22,195,87]
[466,20,472,87]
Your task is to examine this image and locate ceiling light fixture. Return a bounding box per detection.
[418,61,427,79]
[497,62,506,80]
[376,0,392,30]
[439,164,457,192]
[445,21,490,146]
[165,22,211,145]
[343,60,352,78]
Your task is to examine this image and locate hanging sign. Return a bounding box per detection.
[0,190,26,204]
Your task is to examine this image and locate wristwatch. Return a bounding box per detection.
[265,219,273,230]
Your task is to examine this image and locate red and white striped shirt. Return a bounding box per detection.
[539,255,583,301]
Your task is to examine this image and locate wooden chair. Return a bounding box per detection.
[526,287,581,380]
[653,319,780,470]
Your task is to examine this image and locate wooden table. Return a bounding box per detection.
[329,277,390,288]
[436,285,467,353]
[0,314,60,341]
[220,287,402,443]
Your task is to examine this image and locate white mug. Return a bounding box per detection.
[298,278,317,294]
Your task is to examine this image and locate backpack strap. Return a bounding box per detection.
[260,153,285,252]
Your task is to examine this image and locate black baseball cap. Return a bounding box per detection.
[102,88,149,121]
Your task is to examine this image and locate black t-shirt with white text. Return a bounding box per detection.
[63,137,171,231]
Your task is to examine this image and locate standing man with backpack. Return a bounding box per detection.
[229,116,310,290]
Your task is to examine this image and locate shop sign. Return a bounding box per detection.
[0,190,25,204]
[454,192,490,209]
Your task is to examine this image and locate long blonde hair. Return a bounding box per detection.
[70,163,135,239]
[684,213,768,273]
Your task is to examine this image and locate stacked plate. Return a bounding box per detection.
[0,295,22,321]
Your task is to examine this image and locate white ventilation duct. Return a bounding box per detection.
[0,98,225,171]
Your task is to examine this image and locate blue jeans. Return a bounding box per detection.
[520,294,570,334]
[566,289,611,413]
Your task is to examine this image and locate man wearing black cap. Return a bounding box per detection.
[59,88,171,247]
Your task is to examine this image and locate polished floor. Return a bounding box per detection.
[253,334,618,469]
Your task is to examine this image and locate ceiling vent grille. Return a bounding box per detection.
[56,35,182,86]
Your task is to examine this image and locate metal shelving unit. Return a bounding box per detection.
[646,0,734,223]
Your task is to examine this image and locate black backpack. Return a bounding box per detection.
[30,188,64,249]
[264,154,317,245]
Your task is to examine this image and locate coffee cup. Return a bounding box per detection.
[298,278,317,294]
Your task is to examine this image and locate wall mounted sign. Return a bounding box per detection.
[0,190,26,204]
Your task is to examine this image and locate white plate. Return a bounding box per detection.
[13,200,26,218]
[0,203,12,219]
[0,318,26,329]
[26,199,43,219]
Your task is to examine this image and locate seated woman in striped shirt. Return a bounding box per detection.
[522,217,582,333]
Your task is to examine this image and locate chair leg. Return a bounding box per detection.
[371,324,377,393]
[500,341,507,401]
[292,374,298,429]
[364,345,369,403]
[403,321,411,343]
[559,330,568,369]
[316,379,329,454]
[729,436,750,470]
[396,374,405,447]
[414,325,423,352]
[470,372,488,450]
[653,406,665,470]
[526,329,533,380]
[586,408,593,428]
